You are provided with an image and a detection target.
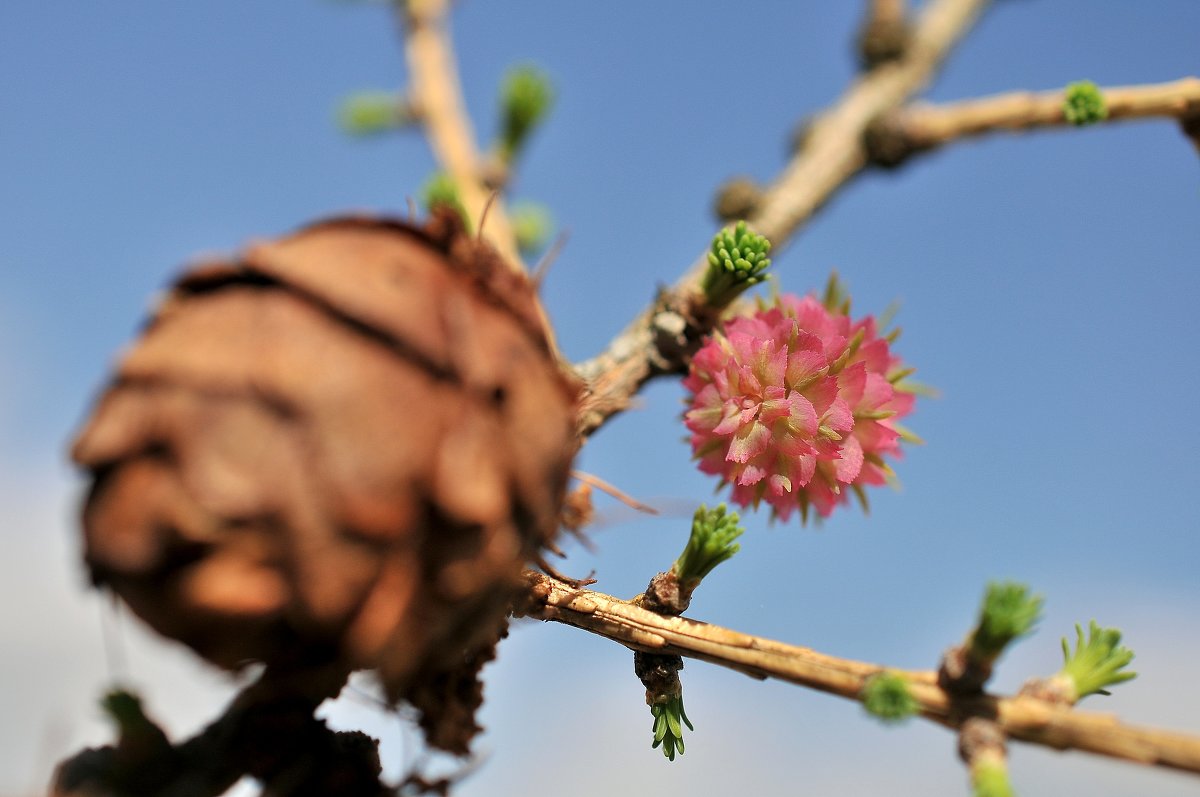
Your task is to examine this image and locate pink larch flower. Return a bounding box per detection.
[683,292,917,522]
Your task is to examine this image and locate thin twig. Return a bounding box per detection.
[867,77,1200,165]
[518,571,1200,775]
[401,0,521,269]
[570,470,659,515]
[572,0,991,438]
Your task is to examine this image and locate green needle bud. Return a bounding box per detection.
[421,172,471,231]
[338,91,414,136]
[701,221,771,307]
[510,201,554,258]
[498,65,554,163]
[649,694,694,762]
[969,582,1043,661]
[861,672,919,724]
[1059,620,1136,701]
[1063,81,1108,126]
[673,504,743,591]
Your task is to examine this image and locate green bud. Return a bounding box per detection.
[1063,81,1108,126]
[1059,620,1136,701]
[510,201,554,258]
[972,760,1015,797]
[701,221,772,306]
[672,504,743,590]
[969,582,1043,661]
[649,694,694,762]
[861,671,919,724]
[338,91,413,136]
[498,64,554,163]
[421,172,471,231]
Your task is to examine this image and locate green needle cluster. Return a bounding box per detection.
[1059,621,1136,701]
[510,201,553,258]
[650,695,694,761]
[969,582,1043,662]
[861,671,919,724]
[672,504,743,590]
[420,172,470,231]
[1063,81,1108,126]
[701,221,772,307]
[338,91,412,136]
[498,65,554,163]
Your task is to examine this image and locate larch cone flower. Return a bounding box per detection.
[70,210,579,750]
[683,291,916,522]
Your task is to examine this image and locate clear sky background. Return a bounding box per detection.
[1,2,1198,795]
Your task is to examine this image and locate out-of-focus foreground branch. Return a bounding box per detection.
[50,666,377,797]
[518,571,1200,775]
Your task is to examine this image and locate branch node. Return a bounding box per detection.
[713,176,764,223]
[864,113,925,168]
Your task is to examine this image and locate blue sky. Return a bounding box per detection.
[1,2,1198,795]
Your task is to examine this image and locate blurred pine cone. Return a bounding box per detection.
[71,210,579,699]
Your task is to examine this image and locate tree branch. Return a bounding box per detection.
[573,0,991,438]
[401,0,522,269]
[518,571,1200,775]
[51,666,374,797]
[866,77,1200,166]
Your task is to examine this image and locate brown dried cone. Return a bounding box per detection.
[71,209,580,709]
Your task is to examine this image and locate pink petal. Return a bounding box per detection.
[823,397,854,434]
[803,375,841,416]
[727,421,771,463]
[860,372,894,410]
[832,435,864,483]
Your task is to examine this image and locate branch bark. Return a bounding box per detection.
[866,77,1200,165]
[402,0,521,269]
[518,571,1200,775]
[573,0,991,438]
[51,666,371,797]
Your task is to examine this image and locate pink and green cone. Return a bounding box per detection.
[683,289,918,522]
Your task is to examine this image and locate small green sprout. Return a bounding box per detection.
[673,504,743,591]
[861,671,919,724]
[650,694,694,762]
[1059,620,1136,701]
[701,221,772,306]
[969,582,1043,661]
[498,65,554,163]
[421,172,470,231]
[1063,81,1108,126]
[510,201,554,258]
[337,91,414,136]
[972,760,1015,797]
